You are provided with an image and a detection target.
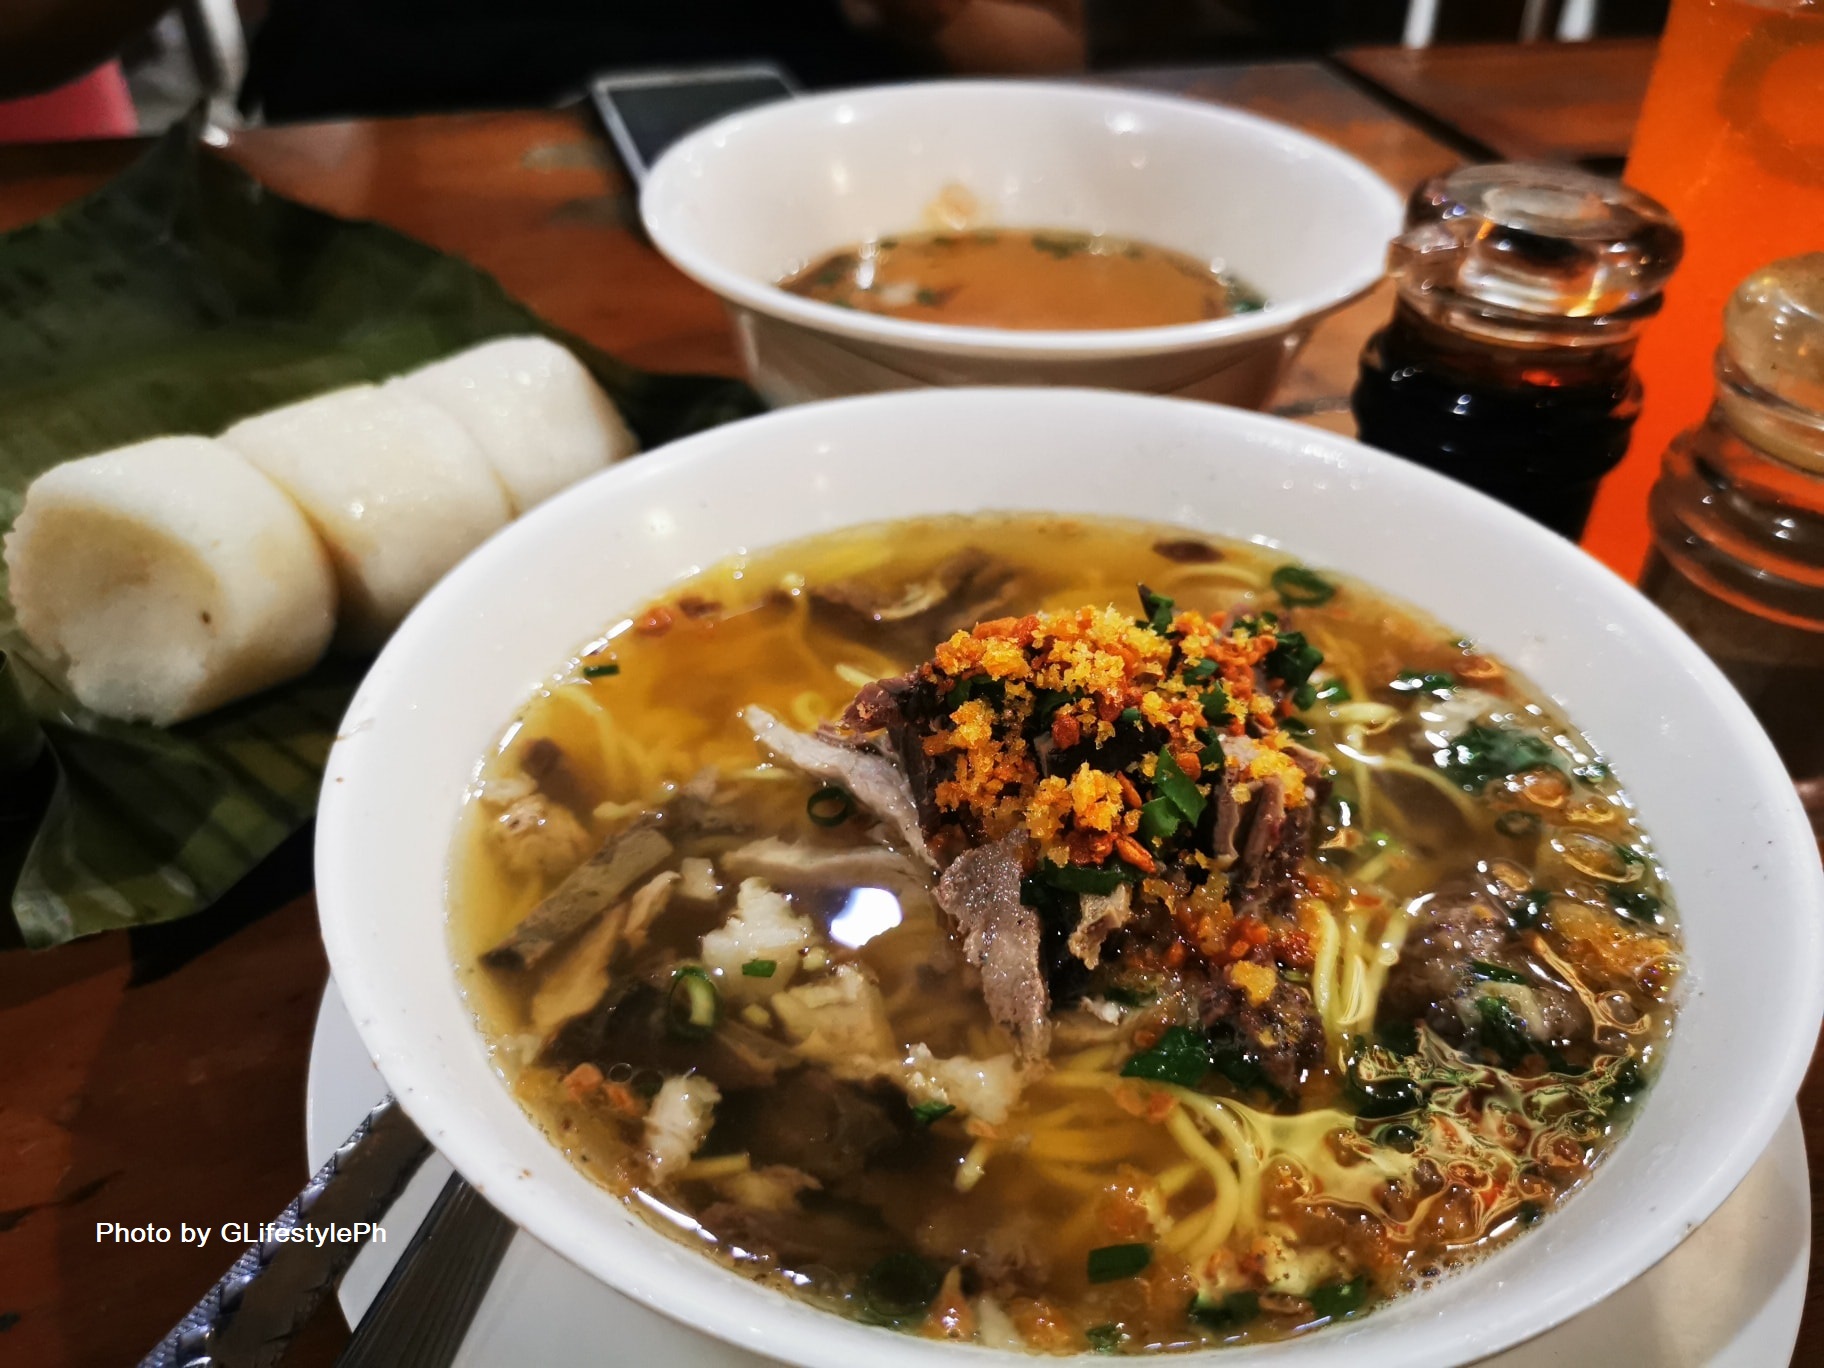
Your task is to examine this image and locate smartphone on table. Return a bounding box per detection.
[589,62,799,185]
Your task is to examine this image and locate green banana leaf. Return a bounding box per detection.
[0,120,762,948]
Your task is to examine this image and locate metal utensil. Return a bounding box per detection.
[142,1096,431,1368]
[335,1170,515,1368]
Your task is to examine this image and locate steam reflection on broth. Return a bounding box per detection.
[452,514,1679,1353]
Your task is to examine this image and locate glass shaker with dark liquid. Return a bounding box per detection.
[1352,164,1683,539]
[1641,254,1824,833]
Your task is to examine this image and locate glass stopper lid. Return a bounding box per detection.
[1720,252,1824,472]
[1391,163,1684,322]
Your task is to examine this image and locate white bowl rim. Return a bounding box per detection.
[638,80,1404,362]
[317,386,1824,1368]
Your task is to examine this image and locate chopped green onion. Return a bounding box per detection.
[1152,750,1206,824]
[859,1252,943,1326]
[582,662,620,679]
[741,959,777,978]
[1266,631,1323,697]
[1307,1275,1368,1321]
[1469,959,1527,984]
[1137,585,1176,634]
[1373,1122,1421,1152]
[806,785,855,827]
[667,966,720,1040]
[1271,564,1336,607]
[1137,797,1183,843]
[1474,994,1534,1067]
[1189,1290,1260,1331]
[910,1100,955,1125]
[1313,679,1351,704]
[1086,1243,1152,1284]
[1120,1026,1210,1087]
[1183,659,1219,684]
[1281,718,1314,737]
[1119,705,1144,727]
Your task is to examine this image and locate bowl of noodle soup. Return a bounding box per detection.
[317,388,1824,1365]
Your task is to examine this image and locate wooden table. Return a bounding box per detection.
[1,55,1818,1368]
[1334,38,1658,166]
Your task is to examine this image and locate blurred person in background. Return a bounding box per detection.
[0,0,169,139]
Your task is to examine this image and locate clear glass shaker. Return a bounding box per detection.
[1640,253,1824,830]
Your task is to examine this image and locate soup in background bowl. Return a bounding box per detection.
[639,82,1400,408]
[315,389,1824,1368]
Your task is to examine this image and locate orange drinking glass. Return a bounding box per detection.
[1584,0,1824,577]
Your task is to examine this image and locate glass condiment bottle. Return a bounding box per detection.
[1351,164,1684,540]
[1641,253,1824,831]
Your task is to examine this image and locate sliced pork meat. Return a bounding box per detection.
[743,705,934,867]
[935,832,1051,1059]
[482,819,674,972]
[809,547,1014,655]
[1068,883,1133,971]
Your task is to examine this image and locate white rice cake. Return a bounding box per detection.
[2,435,337,725]
[397,336,636,514]
[221,383,512,649]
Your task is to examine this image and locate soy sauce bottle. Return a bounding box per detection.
[1641,254,1824,833]
[1352,164,1683,539]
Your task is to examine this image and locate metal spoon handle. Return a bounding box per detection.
[335,1171,515,1368]
[140,1096,431,1368]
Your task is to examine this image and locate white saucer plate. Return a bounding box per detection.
[306,979,1809,1366]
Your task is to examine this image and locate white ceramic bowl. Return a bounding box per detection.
[317,389,1824,1367]
[640,82,1402,408]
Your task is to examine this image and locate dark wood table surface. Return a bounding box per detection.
[1334,37,1658,166]
[3,52,1819,1368]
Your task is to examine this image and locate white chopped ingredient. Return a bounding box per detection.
[677,856,719,903]
[643,1075,721,1183]
[973,1297,1025,1350]
[1080,996,1127,1025]
[699,878,815,1002]
[900,1045,1024,1126]
[716,1164,821,1214]
[493,793,592,878]
[769,964,895,1080]
[620,871,680,956]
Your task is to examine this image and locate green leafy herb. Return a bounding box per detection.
[944,674,1005,711]
[1469,959,1527,985]
[1085,1323,1124,1354]
[1313,680,1352,704]
[1152,750,1206,824]
[1516,1200,1544,1227]
[1189,1290,1260,1331]
[582,662,621,679]
[1574,759,1612,782]
[741,959,777,978]
[1474,994,1534,1067]
[1183,659,1220,684]
[1119,706,1145,728]
[911,1100,955,1125]
[667,965,720,1040]
[1032,688,1076,724]
[1086,1243,1152,1283]
[1512,888,1553,930]
[1271,564,1336,606]
[806,785,856,827]
[1120,1025,1210,1087]
[1208,1033,1283,1100]
[1199,688,1234,727]
[1609,886,1663,924]
[1266,631,1323,707]
[1282,718,1313,737]
[1039,862,1130,895]
[1440,724,1567,791]
[1307,1276,1369,1321]
[1137,797,1183,843]
[859,1252,944,1326]
[1137,584,1176,634]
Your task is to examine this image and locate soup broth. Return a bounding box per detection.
[453,515,1679,1354]
[779,231,1263,330]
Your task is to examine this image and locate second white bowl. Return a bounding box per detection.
[640,81,1403,407]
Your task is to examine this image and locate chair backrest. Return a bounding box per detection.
[1403,0,1600,47]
